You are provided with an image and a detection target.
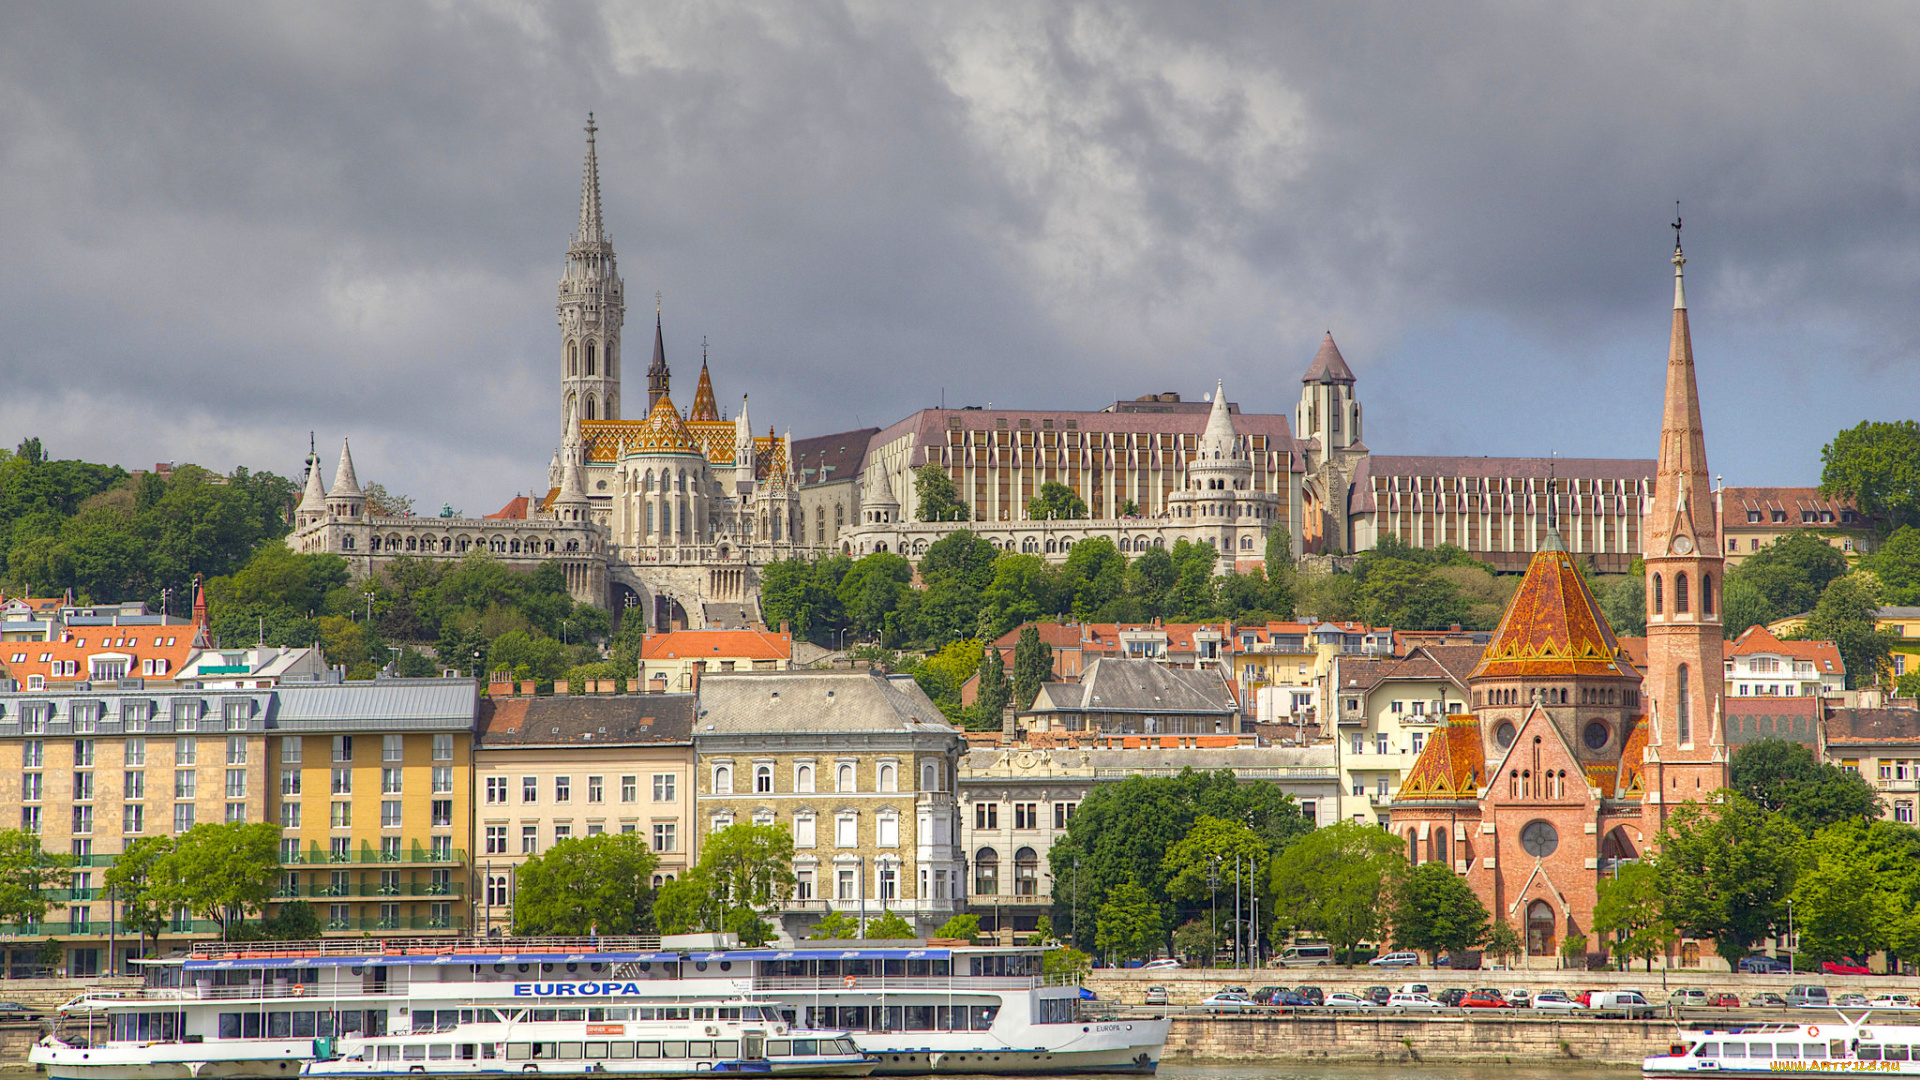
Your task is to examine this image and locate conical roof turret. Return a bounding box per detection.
[647,310,670,411]
[1197,380,1244,462]
[1470,544,1627,681]
[328,439,362,498]
[1646,238,1716,557]
[1301,332,1356,384]
[689,345,719,422]
[573,113,606,249]
[555,404,590,513]
[863,457,898,506]
[297,443,327,518]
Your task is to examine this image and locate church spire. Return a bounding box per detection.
[329,438,362,499]
[575,112,605,247]
[689,338,719,421]
[647,302,670,412]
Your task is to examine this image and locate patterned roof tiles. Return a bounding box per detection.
[1395,714,1486,801]
[1615,716,1648,797]
[626,394,703,456]
[1471,544,1629,680]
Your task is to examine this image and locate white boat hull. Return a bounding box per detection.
[856,1017,1169,1075]
[33,1039,313,1080]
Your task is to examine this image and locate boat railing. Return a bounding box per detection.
[751,975,1059,993]
[190,935,665,961]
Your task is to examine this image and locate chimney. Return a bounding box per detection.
[691,661,703,696]
[779,620,790,635]
[554,679,570,696]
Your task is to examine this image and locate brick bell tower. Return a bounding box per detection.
[1643,222,1728,819]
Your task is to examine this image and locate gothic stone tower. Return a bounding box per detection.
[559,114,624,427]
[1296,333,1367,553]
[1643,235,1727,818]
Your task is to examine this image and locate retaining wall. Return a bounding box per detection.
[1165,1013,1680,1066]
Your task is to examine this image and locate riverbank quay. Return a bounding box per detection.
[1161,1013,1678,1066]
[1090,967,1919,1005]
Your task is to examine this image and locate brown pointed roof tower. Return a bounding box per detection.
[688,340,719,422]
[1301,332,1356,384]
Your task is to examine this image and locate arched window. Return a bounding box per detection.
[1408,830,1419,864]
[922,762,939,792]
[1014,847,1039,896]
[585,340,597,376]
[1678,664,1692,744]
[584,395,596,420]
[838,764,855,793]
[645,503,654,535]
[1651,573,1664,613]
[566,341,578,376]
[795,764,814,793]
[1675,572,1690,613]
[754,765,772,794]
[878,763,896,793]
[714,765,733,795]
[1436,830,1449,864]
[1526,900,1557,956]
[974,848,999,896]
[1703,574,1715,615]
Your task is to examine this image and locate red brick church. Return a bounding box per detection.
[1390,237,1728,966]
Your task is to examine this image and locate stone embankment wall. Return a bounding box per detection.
[1091,967,1915,1006]
[1166,1014,1679,1066]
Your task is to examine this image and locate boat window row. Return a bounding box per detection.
[1856,1045,1916,1061]
[109,1012,186,1042]
[759,958,951,979]
[1694,1041,1843,1060]
[802,1005,998,1032]
[218,1009,387,1039]
[504,1040,748,1061]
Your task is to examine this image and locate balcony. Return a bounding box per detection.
[277,882,466,900]
[1876,779,1920,793]
[322,915,467,934]
[282,843,466,866]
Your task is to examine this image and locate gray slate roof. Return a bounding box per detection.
[1036,659,1236,715]
[477,694,695,747]
[695,670,957,735]
[273,677,477,731]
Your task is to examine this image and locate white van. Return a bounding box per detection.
[1277,944,1335,967]
[1587,991,1657,1019]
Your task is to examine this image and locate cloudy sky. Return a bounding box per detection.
[3,3,1917,512]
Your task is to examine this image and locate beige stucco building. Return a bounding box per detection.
[693,670,966,940]
[473,694,696,934]
[1325,646,1479,824]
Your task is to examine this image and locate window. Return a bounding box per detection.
[553,824,571,842]
[381,768,403,795]
[381,801,402,828]
[281,802,301,829]
[431,800,452,827]
[878,763,897,792]
[878,865,897,900]
[794,815,816,847]
[73,771,94,800]
[225,769,246,799]
[621,776,637,802]
[837,764,855,793]
[795,764,814,793]
[1351,734,1364,755]
[974,848,999,894]
[280,737,301,764]
[126,770,146,799]
[20,772,40,802]
[754,765,772,794]
[1703,574,1715,615]
[1377,733,1389,755]
[1898,802,1915,825]
[1013,803,1038,829]
[837,869,856,900]
[1015,847,1039,896]
[175,770,197,799]
[486,777,507,804]
[172,804,194,833]
[22,741,41,768]
[795,870,814,900]
[485,826,506,854]
[835,814,857,848]
[332,736,352,762]
[332,768,351,795]
[1678,664,1692,744]
[975,803,997,830]
[554,776,571,803]
[19,806,39,834]
[714,766,733,795]
[124,804,144,834]
[124,738,144,766]
[382,735,403,762]
[1053,802,1077,829]
[432,733,453,761]
[522,825,538,854]
[878,815,899,848]
[220,737,246,765]
[1676,573,1690,613]
[652,822,676,853]
[1411,732,1426,755]
[72,805,92,834]
[653,774,676,802]
[1652,573,1663,613]
[523,776,538,803]
[225,802,246,824]
[177,738,198,765]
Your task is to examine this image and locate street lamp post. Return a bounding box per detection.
[1072,859,1080,949]
[1786,899,1795,973]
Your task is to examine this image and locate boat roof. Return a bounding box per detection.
[180,937,970,971]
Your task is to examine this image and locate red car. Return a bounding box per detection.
[1462,990,1510,1008]
[1823,957,1872,976]
[1709,993,1740,1008]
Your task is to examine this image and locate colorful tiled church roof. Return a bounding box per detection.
[1470,543,1631,680]
[1395,714,1486,801]
[1613,716,1648,798]
[688,361,719,422]
[627,394,703,456]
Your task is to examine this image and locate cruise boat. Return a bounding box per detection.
[38,934,1167,1080]
[303,998,874,1078]
[1643,1017,1920,1077]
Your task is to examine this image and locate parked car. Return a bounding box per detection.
[1395,982,1432,998]
[1252,987,1285,1005]
[1223,985,1249,995]
[1370,951,1422,968]
[1276,944,1336,967]
[1750,992,1789,1008]
[1667,988,1709,1007]
[1505,988,1532,1009]
[1144,986,1169,1006]
[1823,957,1872,976]
[1869,994,1917,1009]
[1573,990,1597,1008]
[1461,990,1509,1009]
[0,1002,40,1021]
[1837,993,1871,1008]
[1388,994,1443,1011]
[1439,988,1469,1008]
[1708,992,1741,1008]
[1202,991,1254,1014]
[1588,991,1658,1019]
[1531,991,1580,1012]
[1274,990,1312,1008]
[1364,986,1392,1006]
[1324,992,1376,1010]
[1142,958,1183,971]
[1787,985,1831,1008]
[1739,955,1791,975]
[1295,986,1325,1006]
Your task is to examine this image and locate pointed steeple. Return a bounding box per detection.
[647,306,670,412]
[554,403,590,520]
[1647,232,1715,558]
[1198,380,1241,460]
[575,113,605,248]
[689,340,719,421]
[329,439,362,498]
[296,437,327,524]
[1301,332,1356,384]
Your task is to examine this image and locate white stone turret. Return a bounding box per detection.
[734,394,756,493]
[862,456,899,525]
[328,439,365,520]
[554,404,590,523]
[296,442,328,529]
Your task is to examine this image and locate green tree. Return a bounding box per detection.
[913,638,984,726]
[976,644,1011,725]
[1866,526,1920,606]
[1790,575,1897,689]
[150,822,282,940]
[1353,559,1466,630]
[651,823,796,944]
[1734,532,1852,621]
[1600,568,1648,637]
[1720,575,1772,641]
[1821,419,1920,529]
[1161,816,1269,906]
[1592,862,1676,971]
[837,553,914,644]
[1654,794,1803,968]
[263,901,325,941]
[1389,861,1490,963]
[1095,880,1162,962]
[1264,528,1294,573]
[807,910,861,939]
[1061,537,1128,619]
[511,833,660,936]
[1483,921,1523,968]
[914,465,970,522]
[934,914,980,941]
[864,911,915,939]
[1028,482,1088,521]
[1729,738,1882,832]
[1173,918,1228,966]
[1012,624,1053,709]
[1269,821,1407,965]
[0,829,74,974]
[104,835,175,956]
[1791,825,1902,964]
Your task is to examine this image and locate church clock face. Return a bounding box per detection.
[1520,821,1559,858]
[1670,534,1694,555]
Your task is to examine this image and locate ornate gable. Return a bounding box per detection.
[1396,714,1486,801]
[1472,545,1631,680]
[1482,702,1596,807]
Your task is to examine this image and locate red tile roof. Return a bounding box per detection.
[486,496,532,520]
[640,628,793,662]
[1472,545,1632,680]
[1727,625,1845,673]
[3,625,205,684]
[1395,715,1486,801]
